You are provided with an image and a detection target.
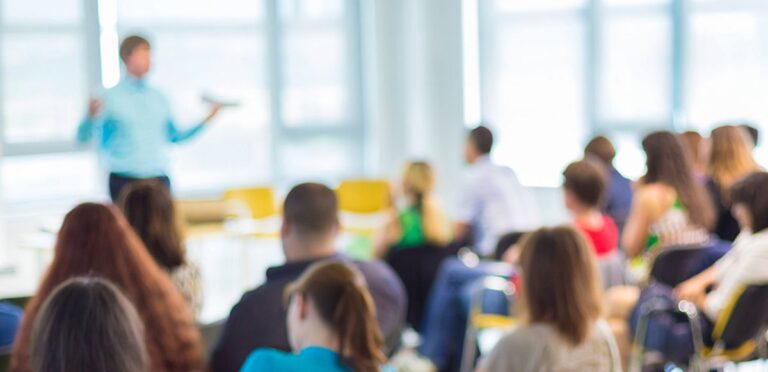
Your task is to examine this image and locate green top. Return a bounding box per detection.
[397,207,426,249]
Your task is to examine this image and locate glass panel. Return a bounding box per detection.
[0,152,100,201]
[280,0,344,22]
[600,13,671,122]
[603,0,669,7]
[494,0,586,13]
[118,0,263,24]
[2,33,86,143]
[2,0,81,24]
[485,17,586,187]
[279,137,355,183]
[281,29,348,126]
[686,11,768,133]
[145,32,271,191]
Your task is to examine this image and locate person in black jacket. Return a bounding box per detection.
[210,183,406,372]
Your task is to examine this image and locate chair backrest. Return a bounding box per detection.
[223,187,277,219]
[337,179,390,214]
[715,284,768,351]
[385,243,453,331]
[649,244,708,287]
[493,231,528,261]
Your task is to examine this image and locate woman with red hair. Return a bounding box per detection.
[11,203,203,372]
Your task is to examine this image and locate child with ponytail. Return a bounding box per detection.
[239,260,386,372]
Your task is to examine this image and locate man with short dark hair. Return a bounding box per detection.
[210,183,406,372]
[455,125,538,256]
[77,35,222,201]
[584,135,632,233]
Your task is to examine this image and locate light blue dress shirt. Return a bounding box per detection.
[240,346,352,372]
[455,155,540,255]
[76,76,205,178]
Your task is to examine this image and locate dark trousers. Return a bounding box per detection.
[109,173,171,202]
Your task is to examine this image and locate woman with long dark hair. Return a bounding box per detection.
[118,180,203,315]
[240,260,385,372]
[622,131,715,263]
[11,203,203,372]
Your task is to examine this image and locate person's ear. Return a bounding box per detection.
[332,217,341,236]
[297,294,309,320]
[281,217,291,237]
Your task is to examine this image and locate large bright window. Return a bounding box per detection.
[473,0,768,183]
[479,0,586,186]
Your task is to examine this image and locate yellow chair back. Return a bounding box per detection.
[337,179,390,214]
[224,187,277,219]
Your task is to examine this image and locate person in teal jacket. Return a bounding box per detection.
[240,261,385,372]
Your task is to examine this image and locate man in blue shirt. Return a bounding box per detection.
[77,35,222,201]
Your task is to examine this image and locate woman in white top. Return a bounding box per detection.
[675,172,768,321]
[478,226,621,372]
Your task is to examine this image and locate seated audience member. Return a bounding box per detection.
[11,203,203,372]
[628,172,768,362]
[30,277,148,372]
[478,226,621,372]
[0,301,22,349]
[705,126,762,242]
[210,183,406,372]
[678,131,708,182]
[606,132,715,361]
[118,180,203,315]
[584,136,633,234]
[455,125,538,256]
[374,161,450,257]
[562,160,619,259]
[621,131,714,272]
[240,261,385,372]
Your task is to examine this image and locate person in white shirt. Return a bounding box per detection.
[675,171,768,321]
[455,126,538,256]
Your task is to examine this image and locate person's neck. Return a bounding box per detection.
[283,235,337,263]
[125,71,145,81]
[572,206,604,227]
[297,324,340,354]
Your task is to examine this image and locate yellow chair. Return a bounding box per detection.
[336,179,391,214]
[224,187,278,220]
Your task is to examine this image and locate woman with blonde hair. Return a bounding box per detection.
[706,125,762,241]
[375,161,450,256]
[240,260,385,372]
[478,226,620,371]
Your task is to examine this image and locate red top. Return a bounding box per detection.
[575,214,619,258]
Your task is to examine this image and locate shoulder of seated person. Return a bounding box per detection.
[243,348,290,368]
[636,183,674,200]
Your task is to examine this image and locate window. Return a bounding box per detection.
[473,0,768,182]
[0,0,99,203]
[685,1,768,164]
[0,0,90,147]
[478,0,587,186]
